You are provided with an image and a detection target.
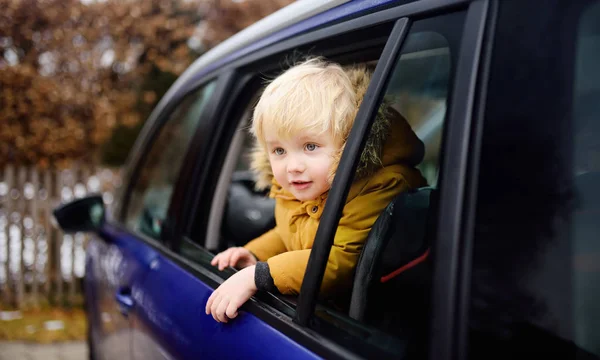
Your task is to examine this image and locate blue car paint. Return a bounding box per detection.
[86,224,161,360]
[88,226,318,359]
[130,251,320,359]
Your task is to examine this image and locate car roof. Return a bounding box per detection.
[183,0,350,82]
[159,0,400,106]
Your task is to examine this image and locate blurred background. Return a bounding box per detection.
[0,0,292,356]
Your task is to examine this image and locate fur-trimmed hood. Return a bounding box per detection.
[250,64,425,191]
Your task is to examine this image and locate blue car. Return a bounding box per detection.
[53,0,600,359]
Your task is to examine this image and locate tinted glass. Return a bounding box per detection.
[124,82,216,239]
[469,1,600,357]
[385,30,451,186]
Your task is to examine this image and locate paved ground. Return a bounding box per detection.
[0,341,88,360]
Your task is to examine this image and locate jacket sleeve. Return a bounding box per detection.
[267,173,408,296]
[243,228,288,261]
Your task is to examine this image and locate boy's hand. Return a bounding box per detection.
[205,265,257,323]
[210,247,257,270]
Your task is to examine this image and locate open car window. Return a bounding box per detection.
[308,11,465,358]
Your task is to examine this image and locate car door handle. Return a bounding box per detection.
[115,287,134,315]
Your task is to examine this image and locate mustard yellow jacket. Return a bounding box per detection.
[244,97,427,296]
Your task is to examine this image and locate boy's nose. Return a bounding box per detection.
[287,155,306,173]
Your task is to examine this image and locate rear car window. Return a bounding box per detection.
[124,82,216,239]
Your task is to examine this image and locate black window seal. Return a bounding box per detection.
[455,1,497,359]
[295,17,412,327]
[427,1,489,360]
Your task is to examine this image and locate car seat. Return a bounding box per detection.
[349,186,437,351]
[222,170,276,247]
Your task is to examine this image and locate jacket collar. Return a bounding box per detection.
[270,181,327,219]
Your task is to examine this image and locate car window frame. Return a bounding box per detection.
[427,1,491,359]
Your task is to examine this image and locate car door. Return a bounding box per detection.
[133,3,483,360]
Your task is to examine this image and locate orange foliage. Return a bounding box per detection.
[0,0,293,169]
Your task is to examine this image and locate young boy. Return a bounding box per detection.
[205,57,427,323]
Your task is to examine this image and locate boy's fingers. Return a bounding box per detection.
[216,298,230,323]
[211,249,230,266]
[217,253,226,270]
[218,255,229,271]
[210,255,219,266]
[205,291,216,315]
[210,294,222,322]
[230,250,241,267]
[225,302,239,319]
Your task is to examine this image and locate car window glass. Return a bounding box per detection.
[573,4,600,353]
[386,31,450,186]
[124,82,216,240]
[310,12,464,357]
[469,1,600,357]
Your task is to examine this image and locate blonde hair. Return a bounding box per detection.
[251,57,358,149]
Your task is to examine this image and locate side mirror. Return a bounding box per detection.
[53,194,106,233]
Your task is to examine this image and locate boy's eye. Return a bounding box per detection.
[273,147,285,155]
[305,143,318,151]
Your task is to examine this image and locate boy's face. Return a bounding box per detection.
[265,130,339,202]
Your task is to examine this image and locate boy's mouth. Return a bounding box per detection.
[290,181,312,190]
